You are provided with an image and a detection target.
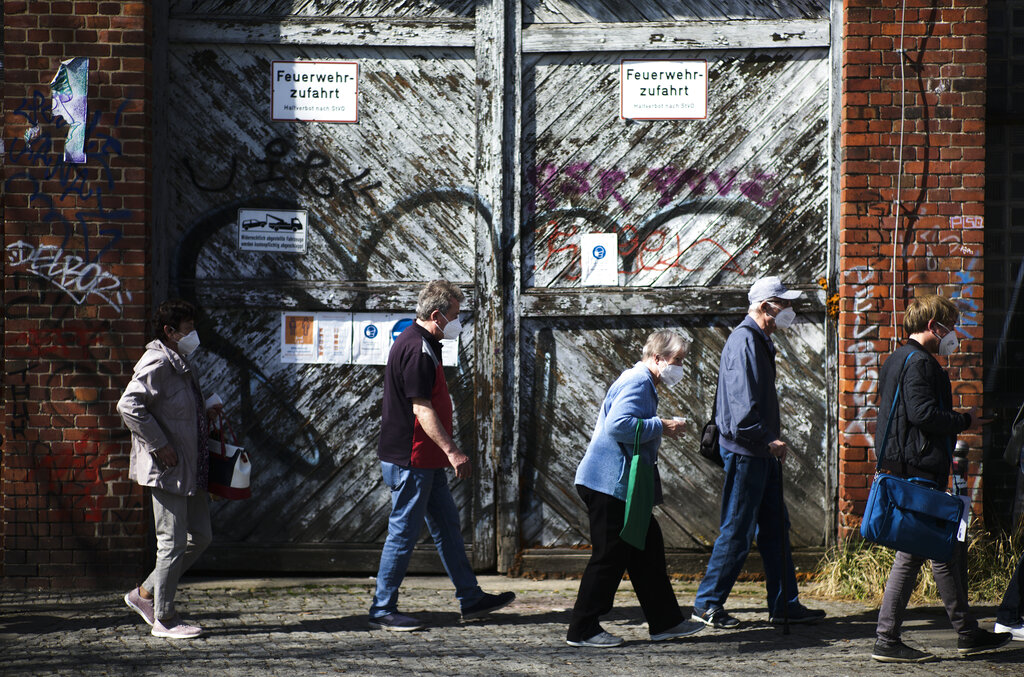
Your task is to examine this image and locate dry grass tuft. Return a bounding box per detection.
[811,521,1024,607]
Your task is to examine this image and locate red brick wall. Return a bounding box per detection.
[1,0,151,588]
[838,1,987,537]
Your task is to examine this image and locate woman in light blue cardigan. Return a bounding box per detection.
[566,330,704,648]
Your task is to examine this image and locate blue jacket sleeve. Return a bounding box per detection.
[604,379,662,448]
[721,332,771,451]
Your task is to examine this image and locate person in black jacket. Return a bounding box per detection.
[871,295,1010,663]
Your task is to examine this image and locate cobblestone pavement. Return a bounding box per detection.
[3,576,1023,676]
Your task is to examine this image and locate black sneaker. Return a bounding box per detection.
[769,603,827,625]
[690,606,741,629]
[368,612,424,632]
[462,591,516,620]
[871,640,937,663]
[957,628,1012,656]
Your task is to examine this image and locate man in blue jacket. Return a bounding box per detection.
[691,276,825,629]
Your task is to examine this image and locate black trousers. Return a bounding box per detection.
[997,548,1024,625]
[567,485,683,641]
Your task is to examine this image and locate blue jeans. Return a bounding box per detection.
[694,450,799,616]
[370,462,483,618]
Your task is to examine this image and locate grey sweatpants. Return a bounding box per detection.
[142,487,212,620]
[876,542,978,644]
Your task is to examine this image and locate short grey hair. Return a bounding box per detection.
[416,279,465,321]
[749,297,778,315]
[642,330,690,361]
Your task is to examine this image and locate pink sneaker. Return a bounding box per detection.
[124,588,154,626]
[151,615,202,639]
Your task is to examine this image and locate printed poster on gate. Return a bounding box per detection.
[351,314,460,366]
[316,313,353,364]
[281,313,317,363]
[279,312,354,364]
[272,60,358,123]
[278,312,460,366]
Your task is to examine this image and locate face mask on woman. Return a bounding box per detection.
[658,361,685,387]
[935,322,959,356]
[176,330,201,356]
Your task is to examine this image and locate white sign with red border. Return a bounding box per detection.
[272,60,358,123]
[620,59,707,120]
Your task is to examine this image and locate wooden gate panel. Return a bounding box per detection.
[519,317,827,550]
[162,34,482,566]
[524,48,828,289]
[169,1,476,19]
[168,43,478,285]
[185,307,477,547]
[523,0,829,23]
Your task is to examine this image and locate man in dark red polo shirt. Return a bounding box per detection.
[369,280,515,631]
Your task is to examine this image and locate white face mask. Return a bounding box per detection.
[769,304,796,330]
[436,314,462,340]
[936,323,958,356]
[658,361,685,387]
[176,330,201,356]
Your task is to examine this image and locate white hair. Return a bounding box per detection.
[642,330,690,361]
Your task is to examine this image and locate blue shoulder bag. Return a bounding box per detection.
[860,352,965,562]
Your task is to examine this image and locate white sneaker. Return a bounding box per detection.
[993,620,1024,640]
[151,615,203,639]
[651,619,704,641]
[123,588,154,626]
[566,630,623,648]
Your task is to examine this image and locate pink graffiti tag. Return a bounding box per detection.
[527,162,782,213]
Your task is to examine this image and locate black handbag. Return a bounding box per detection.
[699,420,724,467]
[699,391,724,468]
[700,325,759,469]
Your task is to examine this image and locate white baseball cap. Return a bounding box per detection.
[748,276,803,304]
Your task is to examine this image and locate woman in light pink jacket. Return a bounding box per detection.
[118,299,219,639]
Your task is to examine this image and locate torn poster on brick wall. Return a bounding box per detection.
[50,57,89,163]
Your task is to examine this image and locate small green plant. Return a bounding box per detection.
[811,521,1023,607]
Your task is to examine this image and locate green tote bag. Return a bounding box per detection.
[619,420,655,549]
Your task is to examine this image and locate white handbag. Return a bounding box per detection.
[207,412,251,499]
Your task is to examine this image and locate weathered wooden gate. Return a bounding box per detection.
[154,1,834,574]
[512,2,835,570]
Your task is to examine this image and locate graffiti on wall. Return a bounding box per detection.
[536,218,755,280]
[182,136,381,209]
[523,162,790,283]
[526,162,782,214]
[4,84,141,525]
[5,292,135,523]
[843,216,984,448]
[6,240,131,313]
[4,91,135,312]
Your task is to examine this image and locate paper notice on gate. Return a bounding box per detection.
[349,313,461,367]
[352,313,403,366]
[957,495,971,542]
[281,313,317,363]
[580,233,619,286]
[316,313,353,364]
